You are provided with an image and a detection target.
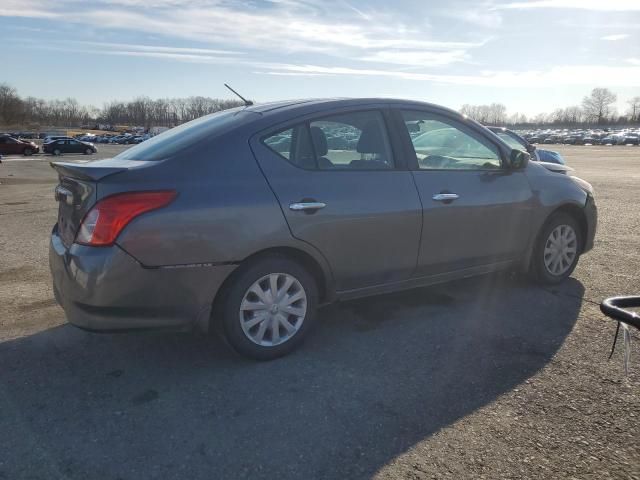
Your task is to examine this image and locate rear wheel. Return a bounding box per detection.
[531,213,582,284]
[53,148,61,156]
[219,256,318,360]
[23,148,33,156]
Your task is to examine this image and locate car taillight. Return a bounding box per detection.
[76,190,176,246]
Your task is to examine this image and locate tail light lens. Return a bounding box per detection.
[76,190,176,246]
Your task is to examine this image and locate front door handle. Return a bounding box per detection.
[432,193,460,202]
[289,202,327,212]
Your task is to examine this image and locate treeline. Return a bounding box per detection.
[0,83,244,128]
[2,84,639,130]
[0,84,98,127]
[100,96,245,127]
[462,88,640,128]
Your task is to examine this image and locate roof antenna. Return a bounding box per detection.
[224,83,253,107]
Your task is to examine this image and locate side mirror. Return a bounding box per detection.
[510,149,530,169]
[526,144,536,154]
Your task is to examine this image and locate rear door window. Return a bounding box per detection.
[262,110,394,171]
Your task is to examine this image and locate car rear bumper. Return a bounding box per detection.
[49,225,236,332]
[583,194,597,253]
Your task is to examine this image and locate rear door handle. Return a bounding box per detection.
[289,202,326,211]
[432,193,459,202]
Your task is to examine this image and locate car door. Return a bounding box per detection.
[1,137,20,154]
[393,108,534,277]
[250,108,422,292]
[68,140,82,153]
[49,140,61,153]
[52,140,66,153]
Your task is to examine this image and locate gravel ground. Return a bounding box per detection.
[0,145,639,479]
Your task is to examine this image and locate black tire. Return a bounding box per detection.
[23,148,33,156]
[219,255,318,360]
[53,149,61,156]
[85,148,93,155]
[530,212,582,285]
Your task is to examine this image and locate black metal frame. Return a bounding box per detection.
[601,296,640,330]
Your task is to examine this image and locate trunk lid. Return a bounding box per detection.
[51,158,152,247]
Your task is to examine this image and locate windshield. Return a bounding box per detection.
[116,108,247,161]
[494,131,527,151]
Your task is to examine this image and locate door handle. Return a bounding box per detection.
[432,193,460,202]
[289,202,326,211]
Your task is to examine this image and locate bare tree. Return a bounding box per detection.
[0,83,24,125]
[582,88,617,124]
[627,96,640,123]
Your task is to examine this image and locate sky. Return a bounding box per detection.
[1,0,640,117]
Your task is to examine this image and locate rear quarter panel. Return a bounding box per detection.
[111,130,331,276]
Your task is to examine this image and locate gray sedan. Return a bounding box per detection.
[49,98,597,359]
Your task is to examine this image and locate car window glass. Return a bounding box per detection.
[401,111,501,170]
[264,129,293,160]
[309,111,393,170]
[495,131,526,151]
[263,110,394,171]
[263,125,317,170]
[116,108,246,161]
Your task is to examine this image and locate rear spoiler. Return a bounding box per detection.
[50,158,150,182]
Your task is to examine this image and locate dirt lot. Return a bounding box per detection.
[1,145,639,479]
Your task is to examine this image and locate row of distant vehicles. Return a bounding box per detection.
[77,133,151,144]
[0,134,97,157]
[0,132,152,157]
[518,129,640,146]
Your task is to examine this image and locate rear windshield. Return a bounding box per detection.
[115,108,248,161]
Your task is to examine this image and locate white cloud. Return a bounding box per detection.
[496,0,640,11]
[0,0,60,18]
[601,34,630,41]
[257,63,640,88]
[440,8,502,28]
[75,41,241,56]
[2,0,486,67]
[361,49,470,67]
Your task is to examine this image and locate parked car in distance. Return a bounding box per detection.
[50,98,597,360]
[537,149,566,164]
[0,135,39,156]
[120,135,142,144]
[43,135,74,144]
[44,138,97,155]
[621,133,639,145]
[78,134,98,142]
[487,127,566,165]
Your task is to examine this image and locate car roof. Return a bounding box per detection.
[243,97,462,118]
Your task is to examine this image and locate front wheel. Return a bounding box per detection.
[219,256,318,360]
[85,148,93,155]
[531,213,582,284]
[52,148,61,156]
[23,148,33,156]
